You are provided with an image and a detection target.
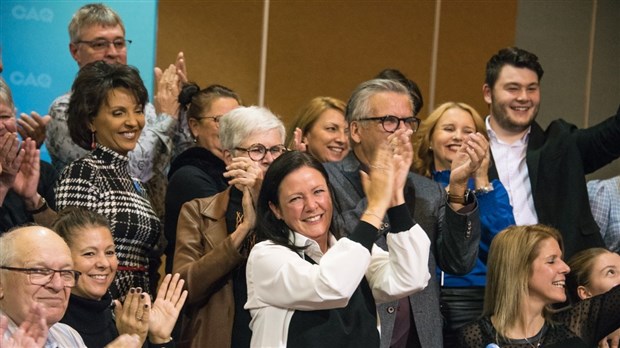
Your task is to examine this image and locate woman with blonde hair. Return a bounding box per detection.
[412,102,514,345]
[459,224,620,347]
[287,96,349,162]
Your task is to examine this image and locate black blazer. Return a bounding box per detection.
[489,104,620,259]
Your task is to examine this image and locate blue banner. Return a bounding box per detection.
[1,0,158,162]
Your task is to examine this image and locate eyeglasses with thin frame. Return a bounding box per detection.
[74,38,132,51]
[195,115,223,124]
[358,115,420,133]
[0,266,81,288]
[235,143,287,161]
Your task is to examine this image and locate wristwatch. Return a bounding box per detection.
[26,195,48,214]
[447,189,473,205]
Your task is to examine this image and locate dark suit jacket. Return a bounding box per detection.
[488,105,620,259]
[0,161,57,233]
[325,152,481,348]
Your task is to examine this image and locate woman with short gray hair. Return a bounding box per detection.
[172,106,285,347]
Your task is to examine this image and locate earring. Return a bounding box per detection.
[91,131,96,150]
[428,146,432,151]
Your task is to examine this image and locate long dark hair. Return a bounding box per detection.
[256,151,336,252]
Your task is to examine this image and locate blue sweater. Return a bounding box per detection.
[433,170,515,287]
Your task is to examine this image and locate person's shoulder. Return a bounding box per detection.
[48,92,72,115]
[58,155,98,178]
[49,322,87,345]
[408,171,442,192]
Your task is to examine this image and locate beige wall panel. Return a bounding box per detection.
[434,0,518,117]
[516,0,619,179]
[264,1,436,126]
[156,1,264,106]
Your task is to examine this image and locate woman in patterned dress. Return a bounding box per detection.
[55,61,160,299]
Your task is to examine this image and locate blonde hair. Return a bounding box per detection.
[484,224,563,339]
[286,96,346,149]
[412,102,487,178]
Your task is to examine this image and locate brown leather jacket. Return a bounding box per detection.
[173,188,244,348]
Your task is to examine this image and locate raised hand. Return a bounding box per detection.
[17,112,51,148]
[360,141,395,227]
[174,51,188,86]
[292,127,308,152]
[473,139,492,190]
[11,138,41,209]
[387,128,413,207]
[0,303,48,348]
[154,64,180,118]
[0,132,24,193]
[114,288,150,345]
[148,273,188,344]
[449,132,488,196]
[224,157,263,203]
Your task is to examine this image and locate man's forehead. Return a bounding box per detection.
[369,92,412,114]
[11,230,73,268]
[79,23,125,38]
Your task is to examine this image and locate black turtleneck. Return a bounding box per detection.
[61,292,118,348]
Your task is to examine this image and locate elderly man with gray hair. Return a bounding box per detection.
[324,79,484,348]
[0,225,140,348]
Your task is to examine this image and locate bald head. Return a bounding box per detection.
[0,226,74,326]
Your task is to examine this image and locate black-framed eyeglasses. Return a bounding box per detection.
[235,144,287,161]
[74,38,132,51]
[196,115,223,124]
[358,115,420,133]
[0,266,81,288]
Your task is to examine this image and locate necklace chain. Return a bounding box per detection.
[523,335,541,348]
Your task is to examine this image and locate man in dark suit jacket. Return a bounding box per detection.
[325,79,483,348]
[482,47,620,259]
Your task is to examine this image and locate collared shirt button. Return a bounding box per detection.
[387,306,396,314]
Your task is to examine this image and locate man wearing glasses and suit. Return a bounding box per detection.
[325,78,484,348]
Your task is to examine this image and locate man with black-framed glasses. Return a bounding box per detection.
[325,78,484,348]
[0,225,141,348]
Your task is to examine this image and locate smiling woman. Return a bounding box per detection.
[286,96,349,163]
[245,148,431,347]
[54,61,160,300]
[458,224,620,348]
[53,207,187,348]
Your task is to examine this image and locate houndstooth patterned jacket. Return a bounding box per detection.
[55,145,161,299]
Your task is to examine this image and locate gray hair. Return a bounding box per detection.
[0,229,22,282]
[69,3,125,43]
[346,78,412,123]
[0,77,15,111]
[219,106,285,151]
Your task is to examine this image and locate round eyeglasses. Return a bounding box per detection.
[359,115,420,133]
[0,266,81,288]
[235,144,287,161]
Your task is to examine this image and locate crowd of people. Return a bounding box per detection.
[1,2,619,348]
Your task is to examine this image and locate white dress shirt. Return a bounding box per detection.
[245,224,431,347]
[486,116,539,225]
